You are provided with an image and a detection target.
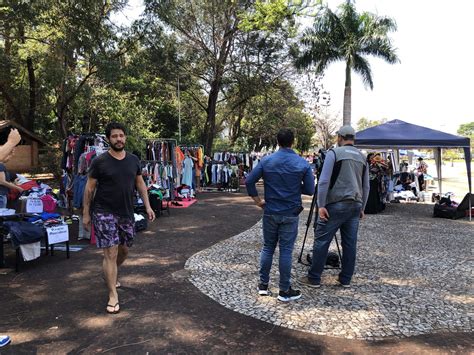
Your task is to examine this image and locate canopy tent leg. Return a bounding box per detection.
[434,148,442,194]
[463,147,472,222]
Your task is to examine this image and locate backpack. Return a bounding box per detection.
[148,192,162,215]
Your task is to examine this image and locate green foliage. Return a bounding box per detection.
[443,149,462,162]
[0,0,319,162]
[457,121,474,151]
[239,0,317,33]
[144,0,302,153]
[237,79,314,152]
[38,148,63,178]
[0,0,127,139]
[457,122,474,137]
[357,117,387,131]
[239,0,294,32]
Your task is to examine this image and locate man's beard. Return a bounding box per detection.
[110,142,125,151]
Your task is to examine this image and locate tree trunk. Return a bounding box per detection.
[56,101,68,139]
[18,23,36,131]
[200,13,238,154]
[229,104,245,145]
[3,24,12,121]
[56,52,69,139]
[26,57,36,131]
[1,23,22,122]
[57,106,68,139]
[343,61,351,126]
[202,79,220,154]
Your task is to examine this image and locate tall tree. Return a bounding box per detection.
[224,23,294,145]
[295,1,399,126]
[239,79,313,152]
[0,1,125,138]
[0,1,41,130]
[144,0,300,153]
[144,0,244,153]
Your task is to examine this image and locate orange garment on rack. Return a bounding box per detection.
[175,146,185,174]
[197,147,204,168]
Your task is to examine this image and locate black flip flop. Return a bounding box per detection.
[106,302,120,314]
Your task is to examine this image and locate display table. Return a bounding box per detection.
[0,213,70,271]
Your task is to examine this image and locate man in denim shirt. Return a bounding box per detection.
[246,128,315,302]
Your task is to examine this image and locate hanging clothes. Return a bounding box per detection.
[182,157,194,187]
[175,147,185,174]
[197,147,204,168]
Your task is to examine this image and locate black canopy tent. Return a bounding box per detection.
[355,119,472,220]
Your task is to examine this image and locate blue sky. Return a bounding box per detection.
[112,0,474,134]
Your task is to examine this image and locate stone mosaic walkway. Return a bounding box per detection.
[185,203,473,341]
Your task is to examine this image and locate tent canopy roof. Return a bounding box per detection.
[355,119,470,148]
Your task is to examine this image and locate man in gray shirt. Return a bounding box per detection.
[299,125,369,288]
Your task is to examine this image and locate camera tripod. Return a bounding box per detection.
[297,186,343,270]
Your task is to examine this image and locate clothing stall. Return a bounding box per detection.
[2,175,77,271]
[60,133,109,211]
[364,153,392,214]
[142,139,177,196]
[356,119,472,220]
[202,151,248,192]
[141,138,178,213]
[178,144,204,190]
[0,212,73,271]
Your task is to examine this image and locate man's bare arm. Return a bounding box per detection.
[82,177,97,231]
[0,129,21,161]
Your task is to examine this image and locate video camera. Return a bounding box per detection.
[314,148,327,179]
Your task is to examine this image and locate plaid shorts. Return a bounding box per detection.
[92,211,135,248]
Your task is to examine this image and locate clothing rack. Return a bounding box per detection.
[179,144,205,156]
[143,139,178,201]
[201,154,243,193]
[145,139,177,162]
[60,133,110,212]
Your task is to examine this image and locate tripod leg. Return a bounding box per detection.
[298,225,311,265]
[298,184,318,265]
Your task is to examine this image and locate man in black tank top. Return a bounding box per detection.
[83,122,155,314]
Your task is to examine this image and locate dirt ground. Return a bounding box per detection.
[0,191,472,354]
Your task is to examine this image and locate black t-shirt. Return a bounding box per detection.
[89,152,141,218]
[0,163,10,196]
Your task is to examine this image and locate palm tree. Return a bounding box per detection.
[295,1,399,126]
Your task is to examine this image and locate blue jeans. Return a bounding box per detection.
[0,195,7,209]
[308,201,362,284]
[73,175,88,208]
[260,214,299,291]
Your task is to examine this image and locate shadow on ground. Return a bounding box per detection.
[0,192,472,354]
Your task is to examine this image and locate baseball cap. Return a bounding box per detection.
[336,125,356,137]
